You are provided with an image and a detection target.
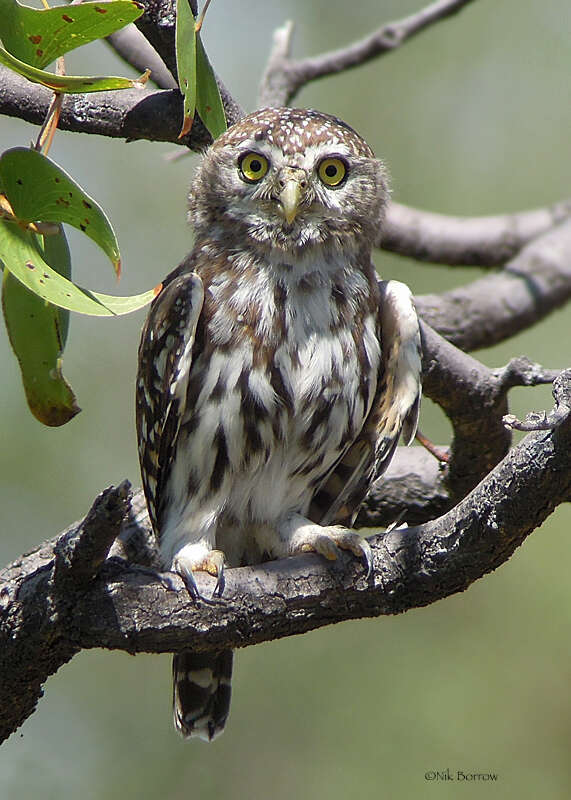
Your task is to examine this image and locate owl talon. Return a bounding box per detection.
[172,548,226,600]
[172,558,201,601]
[325,529,373,579]
[283,515,373,579]
[208,550,226,598]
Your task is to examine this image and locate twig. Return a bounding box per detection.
[34,55,66,153]
[493,357,560,391]
[415,429,450,463]
[258,0,479,106]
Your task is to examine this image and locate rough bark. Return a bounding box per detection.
[1,371,569,745]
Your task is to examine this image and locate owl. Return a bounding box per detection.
[136,107,422,741]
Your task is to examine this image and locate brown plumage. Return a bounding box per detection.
[136,107,422,741]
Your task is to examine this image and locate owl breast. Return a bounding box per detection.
[163,252,381,564]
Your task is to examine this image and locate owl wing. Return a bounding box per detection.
[311,279,422,526]
[136,269,205,533]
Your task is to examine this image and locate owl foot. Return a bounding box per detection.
[281,514,373,579]
[172,547,226,599]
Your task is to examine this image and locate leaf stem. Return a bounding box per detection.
[195,0,214,33]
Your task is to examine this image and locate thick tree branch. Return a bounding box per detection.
[1,371,569,743]
[381,200,571,266]
[0,67,241,150]
[415,218,571,351]
[0,483,132,744]
[258,0,479,107]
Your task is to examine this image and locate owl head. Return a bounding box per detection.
[189,107,390,255]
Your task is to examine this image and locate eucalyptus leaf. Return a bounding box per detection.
[0,219,160,316]
[196,33,226,139]
[0,42,148,92]
[1,226,80,426]
[0,147,121,275]
[175,0,197,138]
[0,0,143,69]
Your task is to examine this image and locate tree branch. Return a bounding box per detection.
[105,25,178,90]
[0,482,132,744]
[1,371,569,743]
[381,200,571,266]
[415,218,571,351]
[133,0,181,79]
[0,67,241,150]
[258,0,479,107]
[359,355,560,527]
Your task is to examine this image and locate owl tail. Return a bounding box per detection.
[172,649,233,741]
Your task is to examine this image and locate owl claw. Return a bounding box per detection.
[284,515,373,580]
[208,551,226,598]
[172,548,227,601]
[173,559,201,601]
[323,528,373,580]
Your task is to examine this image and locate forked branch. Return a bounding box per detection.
[1,371,569,744]
[258,0,480,107]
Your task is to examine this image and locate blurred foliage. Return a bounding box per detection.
[1,1,570,798]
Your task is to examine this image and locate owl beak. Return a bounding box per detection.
[277,170,306,224]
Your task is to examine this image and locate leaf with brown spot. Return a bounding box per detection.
[0,0,143,69]
[0,147,121,274]
[1,226,80,426]
[0,44,149,92]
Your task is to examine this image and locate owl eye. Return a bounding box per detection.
[239,152,269,183]
[317,157,347,187]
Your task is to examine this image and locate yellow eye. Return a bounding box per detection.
[318,157,347,187]
[239,152,269,182]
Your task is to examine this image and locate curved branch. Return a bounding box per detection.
[416,218,571,351]
[105,25,178,90]
[133,0,181,79]
[258,0,479,107]
[1,372,569,743]
[381,200,571,266]
[359,355,560,527]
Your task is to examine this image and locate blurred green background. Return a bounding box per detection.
[1,0,570,797]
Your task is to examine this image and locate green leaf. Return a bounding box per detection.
[0,219,160,316]
[0,41,148,92]
[0,148,121,275]
[38,223,71,347]
[0,0,144,69]
[175,0,197,138]
[195,33,226,139]
[2,227,80,426]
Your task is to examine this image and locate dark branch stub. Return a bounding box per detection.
[504,368,571,432]
[52,481,132,592]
